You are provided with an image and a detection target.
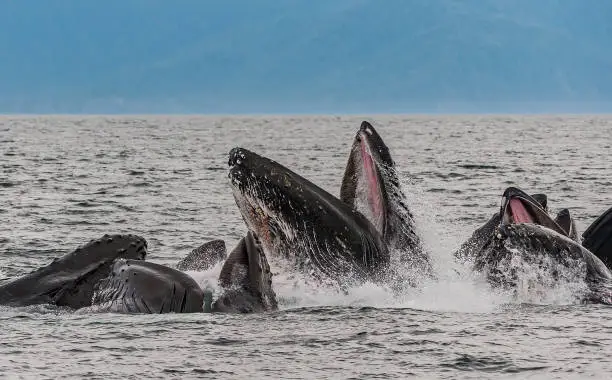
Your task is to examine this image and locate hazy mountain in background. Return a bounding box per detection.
[1,0,611,113]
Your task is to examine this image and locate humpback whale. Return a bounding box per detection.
[0,232,275,313]
[582,206,612,270]
[458,187,611,304]
[228,147,389,287]
[89,232,277,314]
[340,121,432,278]
[90,259,205,313]
[455,191,558,263]
[0,234,147,308]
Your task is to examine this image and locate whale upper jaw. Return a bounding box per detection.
[500,187,567,237]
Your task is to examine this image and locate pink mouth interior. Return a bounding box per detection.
[509,198,534,224]
[360,135,384,225]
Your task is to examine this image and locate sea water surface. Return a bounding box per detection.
[0,115,610,379]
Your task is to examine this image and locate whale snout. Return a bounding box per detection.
[228,147,246,167]
[228,148,253,188]
[359,121,375,135]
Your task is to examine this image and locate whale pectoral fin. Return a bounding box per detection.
[176,239,227,271]
[91,259,204,314]
[583,207,612,270]
[214,232,277,313]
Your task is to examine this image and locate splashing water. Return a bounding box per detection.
[399,176,513,312]
[184,260,226,297]
[496,245,589,305]
[188,171,592,314]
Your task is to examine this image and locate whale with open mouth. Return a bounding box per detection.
[458,187,611,304]
[228,147,389,288]
[456,191,559,263]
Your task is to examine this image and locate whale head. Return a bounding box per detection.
[228,147,388,285]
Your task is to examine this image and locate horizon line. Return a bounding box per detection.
[2,111,612,117]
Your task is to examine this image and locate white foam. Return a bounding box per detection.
[495,245,589,305]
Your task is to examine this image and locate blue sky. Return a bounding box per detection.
[1,0,611,113]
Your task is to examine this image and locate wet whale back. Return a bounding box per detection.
[92,259,204,313]
[582,207,612,270]
[454,213,500,263]
[176,239,227,271]
[0,234,147,308]
[471,222,611,302]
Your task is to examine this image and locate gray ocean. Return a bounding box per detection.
[0,115,610,379]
